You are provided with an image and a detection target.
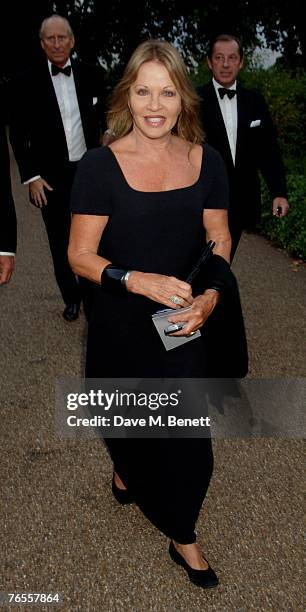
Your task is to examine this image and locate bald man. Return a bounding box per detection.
[10,14,105,319]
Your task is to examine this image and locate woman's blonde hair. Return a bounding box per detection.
[107,40,204,144]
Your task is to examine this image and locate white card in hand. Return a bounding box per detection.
[152,306,201,351]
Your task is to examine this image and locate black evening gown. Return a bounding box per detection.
[71,144,229,543]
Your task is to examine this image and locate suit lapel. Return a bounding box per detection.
[71,59,82,107]
[40,61,66,131]
[71,60,92,146]
[206,83,225,130]
[40,61,70,157]
[71,61,89,127]
[235,84,247,167]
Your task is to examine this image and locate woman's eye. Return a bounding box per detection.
[163,90,174,97]
[136,89,148,95]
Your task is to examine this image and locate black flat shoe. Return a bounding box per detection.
[169,540,219,589]
[63,303,80,322]
[111,473,134,505]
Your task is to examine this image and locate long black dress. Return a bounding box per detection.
[71,144,229,544]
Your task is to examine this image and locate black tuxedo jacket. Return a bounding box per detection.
[197,81,287,228]
[0,124,17,252]
[9,59,106,184]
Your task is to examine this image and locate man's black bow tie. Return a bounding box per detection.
[218,87,236,99]
[51,64,71,77]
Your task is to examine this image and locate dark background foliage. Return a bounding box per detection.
[1,0,304,81]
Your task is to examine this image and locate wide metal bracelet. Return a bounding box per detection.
[101,265,127,293]
[121,270,131,287]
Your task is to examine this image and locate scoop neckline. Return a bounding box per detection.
[106,145,205,194]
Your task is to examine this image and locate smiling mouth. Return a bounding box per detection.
[144,116,166,126]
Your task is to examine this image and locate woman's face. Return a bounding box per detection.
[128,60,182,140]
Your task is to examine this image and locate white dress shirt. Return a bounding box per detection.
[25,60,87,184]
[48,59,86,161]
[213,78,238,165]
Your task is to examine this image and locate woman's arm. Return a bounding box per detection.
[167,209,231,335]
[68,213,193,309]
[68,214,111,283]
[203,208,231,263]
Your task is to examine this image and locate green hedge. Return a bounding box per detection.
[240,65,306,173]
[259,173,306,260]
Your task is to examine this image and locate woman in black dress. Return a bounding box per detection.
[69,40,232,589]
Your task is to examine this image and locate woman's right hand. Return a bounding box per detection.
[127,271,193,309]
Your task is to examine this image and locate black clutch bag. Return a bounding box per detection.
[188,245,248,378]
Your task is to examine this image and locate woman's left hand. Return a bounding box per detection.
[166,289,220,336]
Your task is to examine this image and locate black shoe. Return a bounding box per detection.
[111,473,134,505]
[63,303,80,322]
[169,540,219,589]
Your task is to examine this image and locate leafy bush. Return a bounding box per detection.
[259,174,306,260]
[240,65,306,172]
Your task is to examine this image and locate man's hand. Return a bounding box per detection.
[29,178,53,207]
[0,255,15,284]
[272,197,289,218]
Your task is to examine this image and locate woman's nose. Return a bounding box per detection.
[147,94,162,110]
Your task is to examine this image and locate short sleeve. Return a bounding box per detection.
[204,146,229,210]
[70,147,113,215]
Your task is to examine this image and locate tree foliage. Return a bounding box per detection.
[56,0,305,74]
[251,0,305,70]
[1,1,304,82]
[240,65,306,167]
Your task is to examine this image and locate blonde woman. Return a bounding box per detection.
[69,40,233,589]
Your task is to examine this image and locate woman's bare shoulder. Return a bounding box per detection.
[174,137,201,154]
[109,134,133,154]
[191,144,203,166]
[175,139,203,170]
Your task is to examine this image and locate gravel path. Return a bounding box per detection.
[0,151,304,611]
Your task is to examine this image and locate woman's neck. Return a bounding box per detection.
[128,127,177,157]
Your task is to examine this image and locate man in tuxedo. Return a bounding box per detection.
[10,14,105,319]
[0,124,16,285]
[198,34,289,261]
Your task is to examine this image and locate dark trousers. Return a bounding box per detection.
[40,162,81,306]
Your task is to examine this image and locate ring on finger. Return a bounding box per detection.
[187,331,196,337]
[170,294,183,305]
